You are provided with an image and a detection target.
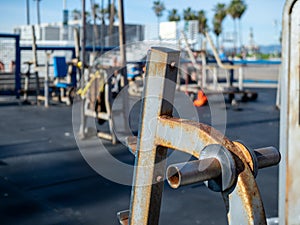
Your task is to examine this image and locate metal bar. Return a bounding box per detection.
[254,147,281,169]
[15,35,21,99]
[129,47,180,225]
[31,25,41,103]
[155,116,229,158]
[166,147,280,189]
[44,52,50,107]
[117,0,130,136]
[79,0,87,138]
[154,116,267,224]
[19,45,114,52]
[117,210,129,225]
[167,158,221,189]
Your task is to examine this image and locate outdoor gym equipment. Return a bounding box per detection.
[279,0,300,224]
[118,47,280,225]
[204,32,257,103]
[180,31,258,105]
[52,56,77,105]
[78,65,127,144]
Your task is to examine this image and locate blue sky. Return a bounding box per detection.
[0,0,285,45]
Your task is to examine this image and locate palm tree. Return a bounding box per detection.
[168,9,180,22]
[85,11,92,24]
[213,3,227,22]
[71,9,81,20]
[183,7,197,21]
[197,10,208,35]
[152,1,166,39]
[90,1,99,48]
[227,0,247,52]
[213,17,222,50]
[213,3,227,50]
[108,0,117,43]
[197,10,208,49]
[33,0,42,25]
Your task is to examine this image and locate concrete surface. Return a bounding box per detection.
[0,87,279,225]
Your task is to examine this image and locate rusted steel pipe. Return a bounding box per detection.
[167,146,280,189]
[167,158,221,189]
[254,146,281,169]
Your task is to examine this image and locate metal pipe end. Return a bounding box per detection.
[254,146,281,169]
[166,166,181,189]
[117,210,129,225]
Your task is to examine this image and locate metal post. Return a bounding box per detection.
[79,0,87,138]
[279,0,300,224]
[34,0,41,25]
[118,0,127,85]
[129,47,180,225]
[117,0,129,133]
[31,25,40,103]
[100,0,104,54]
[15,35,21,99]
[26,0,30,25]
[44,51,50,107]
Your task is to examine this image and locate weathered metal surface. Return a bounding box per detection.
[155,116,272,224]
[166,158,221,189]
[254,147,281,169]
[128,114,275,224]
[124,47,280,225]
[166,145,280,190]
[126,136,138,155]
[279,0,300,224]
[128,47,180,225]
[199,144,236,192]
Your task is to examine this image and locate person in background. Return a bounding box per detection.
[111,69,122,98]
[219,47,227,61]
[0,61,5,72]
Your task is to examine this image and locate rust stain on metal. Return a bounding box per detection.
[126,136,138,155]
[236,170,266,225]
[156,116,247,170]
[154,114,268,223]
[233,141,255,173]
[285,162,290,225]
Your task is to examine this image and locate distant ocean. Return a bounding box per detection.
[259,44,281,54]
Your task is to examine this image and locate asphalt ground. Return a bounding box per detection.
[0,87,279,225]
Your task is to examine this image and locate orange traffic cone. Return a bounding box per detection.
[193,90,207,107]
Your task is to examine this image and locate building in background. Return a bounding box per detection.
[13,21,145,47]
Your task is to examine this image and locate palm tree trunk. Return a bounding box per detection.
[26,0,30,25]
[35,0,41,25]
[100,0,105,51]
[239,19,243,49]
[109,0,115,46]
[233,19,237,55]
[199,34,203,49]
[90,1,98,50]
[157,17,160,40]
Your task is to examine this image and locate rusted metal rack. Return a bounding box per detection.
[118,47,280,225]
